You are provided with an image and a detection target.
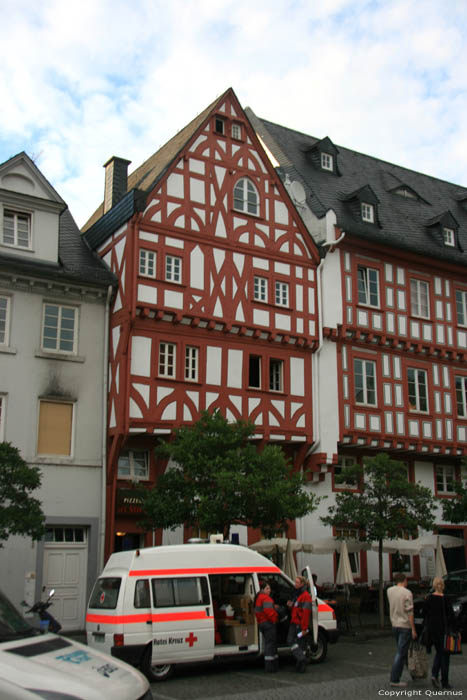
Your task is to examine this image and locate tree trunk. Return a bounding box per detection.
[378,539,385,628]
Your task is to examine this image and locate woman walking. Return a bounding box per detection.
[423,576,457,689]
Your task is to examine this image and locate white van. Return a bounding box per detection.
[86,543,338,681]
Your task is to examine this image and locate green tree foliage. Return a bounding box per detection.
[139,410,318,539]
[442,458,467,523]
[0,442,46,545]
[321,453,436,626]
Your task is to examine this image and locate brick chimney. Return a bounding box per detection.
[103,156,131,214]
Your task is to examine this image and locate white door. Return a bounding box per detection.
[43,528,88,631]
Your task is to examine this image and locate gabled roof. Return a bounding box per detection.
[246,109,467,267]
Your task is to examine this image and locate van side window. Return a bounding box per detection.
[134,579,151,608]
[152,577,210,607]
[89,578,121,609]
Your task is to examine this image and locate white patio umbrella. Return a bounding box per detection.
[249,538,304,555]
[370,538,423,555]
[415,533,464,551]
[284,538,298,580]
[335,541,354,586]
[434,536,448,578]
[308,537,369,554]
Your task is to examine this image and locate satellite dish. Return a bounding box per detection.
[290,180,306,204]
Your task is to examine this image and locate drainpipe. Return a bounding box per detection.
[100,284,113,571]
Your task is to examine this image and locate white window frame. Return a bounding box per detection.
[455,376,467,417]
[361,202,374,223]
[410,278,430,319]
[435,465,456,495]
[443,227,455,247]
[2,209,32,249]
[233,178,259,216]
[185,346,198,382]
[269,358,284,392]
[354,358,377,406]
[254,276,268,303]
[248,354,262,389]
[335,527,361,576]
[231,123,242,140]
[41,303,77,355]
[37,399,75,457]
[159,342,176,378]
[215,117,225,135]
[357,265,379,308]
[139,249,156,278]
[321,152,333,171]
[165,255,182,283]
[117,449,149,481]
[456,290,467,327]
[407,367,428,413]
[0,394,6,441]
[0,295,10,346]
[275,281,289,307]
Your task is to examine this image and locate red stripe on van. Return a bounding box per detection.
[86,611,213,625]
[318,603,334,613]
[128,566,280,576]
[86,613,151,624]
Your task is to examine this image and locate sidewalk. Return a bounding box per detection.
[335,610,392,642]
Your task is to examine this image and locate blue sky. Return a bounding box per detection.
[1,0,467,227]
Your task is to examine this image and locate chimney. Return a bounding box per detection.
[103,157,131,214]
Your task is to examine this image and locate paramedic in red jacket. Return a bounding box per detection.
[287,575,312,672]
[254,581,279,672]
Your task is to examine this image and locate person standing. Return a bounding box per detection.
[387,572,417,687]
[254,581,279,672]
[423,576,456,690]
[287,575,312,673]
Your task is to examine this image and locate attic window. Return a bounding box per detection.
[361,202,374,223]
[231,123,242,140]
[321,153,333,171]
[395,187,417,200]
[215,118,225,135]
[443,227,455,247]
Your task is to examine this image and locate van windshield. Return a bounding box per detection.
[0,590,35,641]
[89,578,121,609]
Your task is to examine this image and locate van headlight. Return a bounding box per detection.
[452,602,462,616]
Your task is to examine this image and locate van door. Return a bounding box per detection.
[301,567,318,645]
[149,575,214,663]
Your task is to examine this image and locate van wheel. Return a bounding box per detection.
[142,647,173,682]
[306,629,327,664]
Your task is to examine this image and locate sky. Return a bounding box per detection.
[2,0,467,228]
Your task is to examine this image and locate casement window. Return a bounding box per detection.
[165,255,182,283]
[185,346,198,382]
[231,123,242,140]
[37,400,73,456]
[0,295,10,345]
[361,202,374,223]
[357,265,379,307]
[2,209,31,248]
[159,342,176,378]
[443,227,455,247]
[0,395,5,441]
[269,358,283,392]
[407,367,428,412]
[152,577,210,608]
[139,249,156,277]
[117,449,149,480]
[455,376,467,417]
[275,281,289,307]
[354,358,376,405]
[41,303,77,354]
[456,290,467,326]
[410,279,429,319]
[215,118,225,135]
[335,527,361,576]
[233,178,259,216]
[254,276,268,303]
[334,456,358,489]
[249,355,261,388]
[435,465,456,495]
[321,152,333,171]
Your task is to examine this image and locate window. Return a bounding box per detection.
[139,249,156,277]
[159,342,176,377]
[42,303,77,354]
[407,368,428,412]
[89,578,121,610]
[443,228,455,247]
[215,118,225,135]
[231,123,242,140]
[117,449,149,480]
[334,456,358,489]
[335,527,361,576]
[134,580,151,608]
[456,290,467,326]
[0,395,5,441]
[354,358,376,405]
[185,346,198,381]
[361,202,374,223]
[249,355,261,388]
[233,178,259,216]
[165,255,182,283]
[435,465,456,495]
[357,266,379,307]
[269,358,283,392]
[394,187,417,200]
[254,276,268,302]
[410,279,429,318]
[37,400,73,456]
[321,152,333,171]
[0,296,10,345]
[44,527,85,543]
[456,376,467,417]
[275,281,289,307]
[2,210,31,248]
[152,577,210,608]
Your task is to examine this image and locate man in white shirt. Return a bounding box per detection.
[387,572,417,687]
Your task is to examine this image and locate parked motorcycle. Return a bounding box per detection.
[21,589,62,634]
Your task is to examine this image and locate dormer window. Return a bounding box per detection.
[394,187,418,200]
[2,209,31,249]
[361,202,374,223]
[321,152,333,171]
[215,118,225,135]
[443,227,455,247]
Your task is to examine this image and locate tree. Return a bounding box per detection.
[321,453,436,627]
[441,458,467,524]
[0,442,46,545]
[139,410,319,539]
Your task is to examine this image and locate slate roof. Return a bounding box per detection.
[245,109,467,268]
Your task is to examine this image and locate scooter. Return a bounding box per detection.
[22,589,62,634]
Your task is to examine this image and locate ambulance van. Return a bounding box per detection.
[86,543,338,681]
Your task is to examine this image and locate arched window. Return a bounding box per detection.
[233,178,259,216]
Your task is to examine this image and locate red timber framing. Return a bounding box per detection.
[87,89,320,560]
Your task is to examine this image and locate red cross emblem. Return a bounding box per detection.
[185,632,198,647]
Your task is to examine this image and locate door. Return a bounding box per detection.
[43,527,88,631]
[301,566,318,645]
